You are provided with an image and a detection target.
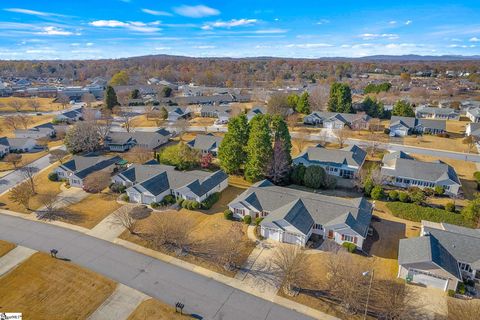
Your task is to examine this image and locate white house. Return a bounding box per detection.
[228,180,373,248]
[380,151,461,196]
[415,105,460,120]
[105,129,171,152]
[293,144,366,179]
[164,106,191,122]
[124,165,228,205]
[303,111,371,130]
[187,133,223,156]
[55,155,124,188]
[246,106,267,122]
[398,221,480,291]
[14,122,56,139]
[0,137,37,153]
[389,116,446,137]
[466,107,480,123]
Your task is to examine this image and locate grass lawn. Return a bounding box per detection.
[0,97,61,113]
[0,151,48,172]
[189,117,215,126]
[0,166,62,214]
[411,153,477,201]
[128,299,193,320]
[0,114,54,138]
[402,134,475,153]
[120,186,255,277]
[0,240,15,257]
[63,191,123,229]
[446,120,469,135]
[131,115,165,127]
[0,252,116,319]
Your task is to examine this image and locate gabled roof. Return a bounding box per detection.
[467,122,480,137]
[60,155,123,179]
[295,144,366,168]
[180,170,228,197]
[398,235,462,280]
[187,134,223,152]
[416,106,458,116]
[0,137,35,148]
[106,129,171,147]
[262,199,314,235]
[231,180,372,236]
[305,112,371,124]
[389,116,446,131]
[119,164,175,184]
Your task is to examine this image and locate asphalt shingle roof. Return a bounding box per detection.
[187,134,223,152]
[295,144,366,167]
[61,155,123,179]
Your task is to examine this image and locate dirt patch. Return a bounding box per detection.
[128,299,193,320]
[0,240,15,257]
[0,252,116,319]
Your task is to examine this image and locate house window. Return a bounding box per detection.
[313,224,323,230]
[234,208,245,216]
[459,262,472,273]
[341,234,356,243]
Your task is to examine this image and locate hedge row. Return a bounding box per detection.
[386,202,475,228]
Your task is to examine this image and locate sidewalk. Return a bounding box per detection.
[0,246,36,276]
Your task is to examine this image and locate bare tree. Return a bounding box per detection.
[3,115,19,130]
[334,127,351,148]
[120,111,134,133]
[8,99,24,112]
[28,99,41,112]
[271,244,309,295]
[36,137,50,151]
[4,153,23,169]
[21,166,38,194]
[9,181,34,210]
[215,223,245,271]
[83,170,111,193]
[309,84,330,111]
[126,146,152,164]
[64,121,102,153]
[147,213,196,256]
[173,118,189,140]
[81,93,96,108]
[286,114,299,129]
[447,299,480,320]
[112,205,138,234]
[96,110,114,144]
[463,135,479,153]
[56,94,70,109]
[369,279,415,320]
[16,114,32,130]
[49,149,69,164]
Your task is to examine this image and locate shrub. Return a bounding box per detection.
[447,290,455,297]
[370,186,384,200]
[109,182,126,193]
[474,171,480,183]
[303,165,327,189]
[388,190,399,201]
[151,202,160,209]
[434,186,445,196]
[342,242,356,253]
[386,202,475,227]
[410,190,426,205]
[255,217,264,226]
[363,178,374,196]
[176,198,184,206]
[224,209,233,220]
[445,202,456,212]
[423,188,435,197]
[161,194,175,205]
[383,128,390,135]
[291,164,306,185]
[398,192,410,203]
[457,282,466,295]
[48,172,58,182]
[122,195,130,202]
[243,215,252,225]
[201,192,220,210]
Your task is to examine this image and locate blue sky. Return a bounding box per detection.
[1,1,480,60]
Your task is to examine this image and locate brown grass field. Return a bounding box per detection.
[0,114,54,138]
[0,252,116,319]
[0,240,15,257]
[0,97,61,112]
[64,192,123,229]
[128,299,192,320]
[0,151,48,172]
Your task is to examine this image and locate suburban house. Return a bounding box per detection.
[54,154,125,188]
[415,105,460,120]
[247,106,267,121]
[466,122,480,139]
[466,107,480,123]
[55,108,84,123]
[14,122,56,139]
[398,220,480,291]
[199,104,231,123]
[0,137,37,153]
[228,180,373,247]
[187,134,224,156]
[293,144,366,179]
[105,129,171,152]
[303,111,371,130]
[380,151,461,196]
[389,116,446,137]
[163,106,192,122]
[122,164,228,204]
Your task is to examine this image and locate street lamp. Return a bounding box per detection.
[362,270,374,320]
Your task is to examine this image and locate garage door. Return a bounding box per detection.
[283,232,303,246]
[263,228,280,241]
[409,269,448,290]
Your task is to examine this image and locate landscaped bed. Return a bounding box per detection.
[0,252,116,319]
[386,201,475,227]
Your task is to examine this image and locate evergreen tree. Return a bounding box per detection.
[290,164,306,185]
[303,165,327,189]
[104,85,118,110]
[296,92,310,114]
[362,96,385,118]
[218,114,249,174]
[287,94,299,109]
[327,82,353,113]
[130,89,140,99]
[244,115,272,182]
[392,100,415,117]
[271,115,292,164]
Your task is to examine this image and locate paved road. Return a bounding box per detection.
[0,145,66,195]
[0,214,314,320]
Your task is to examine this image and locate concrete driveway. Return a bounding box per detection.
[0,214,314,320]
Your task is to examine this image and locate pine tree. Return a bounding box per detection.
[271,115,292,164]
[218,114,249,174]
[327,82,353,113]
[244,115,272,182]
[296,92,310,114]
[392,100,415,117]
[104,85,118,110]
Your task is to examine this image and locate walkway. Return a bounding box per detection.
[87,206,129,241]
[0,214,316,320]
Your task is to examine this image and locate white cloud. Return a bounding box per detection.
[142,9,172,16]
[89,20,161,33]
[286,43,333,48]
[37,26,75,36]
[4,8,63,17]
[86,42,94,46]
[448,44,476,48]
[254,29,288,34]
[470,37,480,42]
[405,20,412,25]
[155,47,171,50]
[316,19,330,25]
[389,20,397,25]
[174,5,220,18]
[201,19,257,30]
[360,33,399,40]
[194,45,216,49]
